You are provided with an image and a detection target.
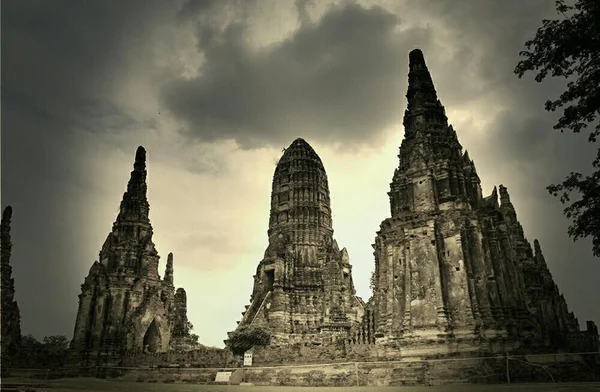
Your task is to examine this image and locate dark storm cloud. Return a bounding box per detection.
[1,0,177,145]
[295,0,314,25]
[4,1,132,119]
[177,0,220,19]
[1,0,178,338]
[421,0,597,189]
[162,3,432,148]
[403,0,565,109]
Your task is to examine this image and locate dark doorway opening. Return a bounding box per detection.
[265,269,275,292]
[143,319,161,353]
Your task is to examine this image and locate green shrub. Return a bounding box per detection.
[226,325,271,356]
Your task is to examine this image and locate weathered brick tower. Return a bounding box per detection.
[230,138,364,345]
[370,49,595,352]
[1,206,22,364]
[71,147,190,356]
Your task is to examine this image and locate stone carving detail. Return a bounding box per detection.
[1,206,22,362]
[70,147,190,356]
[229,138,364,345]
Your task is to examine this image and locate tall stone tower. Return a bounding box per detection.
[71,147,189,356]
[230,138,364,345]
[1,206,22,363]
[370,49,585,351]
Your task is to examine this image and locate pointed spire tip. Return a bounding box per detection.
[135,146,146,168]
[2,206,12,221]
[409,49,426,69]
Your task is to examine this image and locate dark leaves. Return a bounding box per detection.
[226,325,271,356]
[516,0,600,257]
[13,334,71,368]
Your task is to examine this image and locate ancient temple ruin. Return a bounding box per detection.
[229,138,365,345]
[368,49,597,352]
[71,147,190,355]
[1,206,22,362]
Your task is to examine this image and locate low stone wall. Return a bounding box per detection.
[251,343,383,365]
[11,340,598,387]
[120,345,237,368]
[507,353,599,383]
[242,359,502,387]
[102,354,598,386]
[249,338,514,366]
[102,366,237,384]
[5,352,598,386]
[71,361,490,386]
[4,367,97,380]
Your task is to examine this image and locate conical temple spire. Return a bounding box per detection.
[533,239,548,267]
[406,49,439,106]
[268,138,332,241]
[1,206,13,259]
[499,185,511,205]
[409,49,426,69]
[117,146,150,223]
[134,146,146,171]
[165,252,174,285]
[2,206,12,222]
[533,239,542,255]
[0,204,21,353]
[403,49,447,134]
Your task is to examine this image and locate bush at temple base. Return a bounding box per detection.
[226,325,271,356]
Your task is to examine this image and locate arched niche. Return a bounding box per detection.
[126,298,171,353]
[143,319,161,353]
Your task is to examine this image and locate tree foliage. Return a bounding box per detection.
[369,270,377,292]
[515,0,600,257]
[183,321,200,348]
[170,320,200,351]
[14,335,70,368]
[226,325,271,356]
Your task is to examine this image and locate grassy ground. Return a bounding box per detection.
[2,378,600,392]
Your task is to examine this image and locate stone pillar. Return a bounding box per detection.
[466,223,495,331]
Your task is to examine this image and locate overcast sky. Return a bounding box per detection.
[2,0,598,349]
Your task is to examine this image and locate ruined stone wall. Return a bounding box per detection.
[172,288,189,338]
[120,346,237,368]
[250,343,388,365]
[1,206,22,364]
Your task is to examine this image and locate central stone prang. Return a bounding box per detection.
[228,138,365,346]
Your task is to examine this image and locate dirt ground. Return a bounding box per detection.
[2,378,600,392]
